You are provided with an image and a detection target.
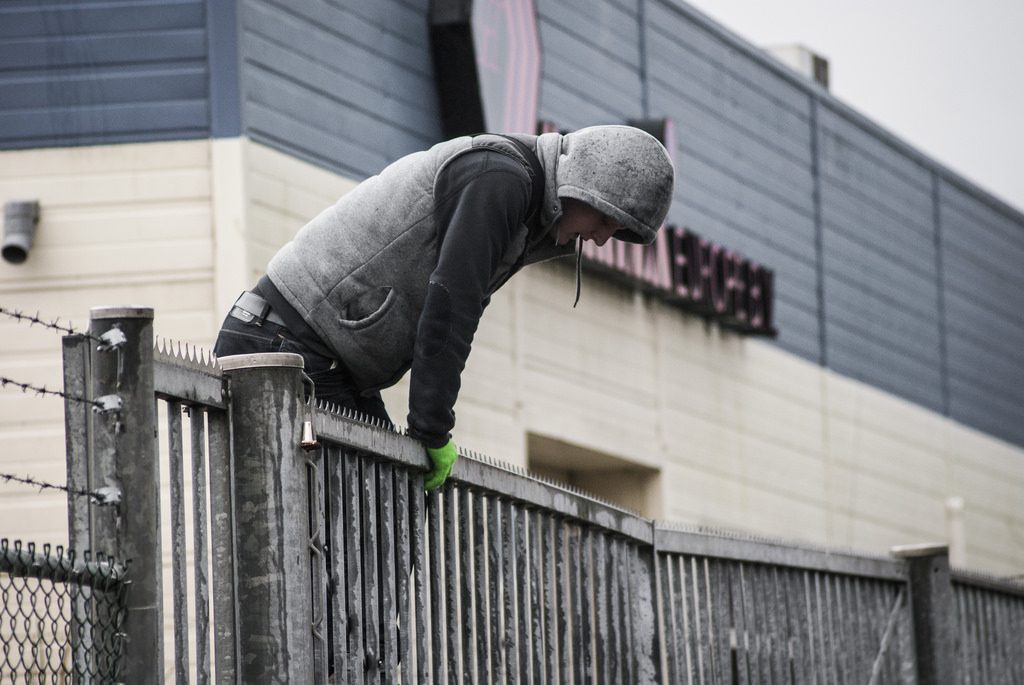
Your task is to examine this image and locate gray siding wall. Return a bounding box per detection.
[0,0,210,148]
[2,0,1022,447]
[817,104,944,412]
[238,0,443,178]
[938,180,1024,440]
[640,0,819,362]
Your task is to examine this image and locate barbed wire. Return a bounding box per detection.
[0,305,103,343]
[0,375,121,413]
[0,471,120,506]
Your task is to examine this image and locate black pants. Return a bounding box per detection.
[213,312,393,425]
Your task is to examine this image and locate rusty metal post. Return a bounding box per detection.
[218,353,316,682]
[892,543,955,685]
[88,306,163,684]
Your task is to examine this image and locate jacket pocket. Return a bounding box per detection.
[337,286,396,329]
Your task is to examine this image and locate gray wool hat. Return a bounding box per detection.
[555,125,675,245]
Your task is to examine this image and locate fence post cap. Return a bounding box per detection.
[89,306,154,320]
[890,542,949,559]
[216,352,304,371]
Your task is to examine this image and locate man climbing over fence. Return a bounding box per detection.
[213,125,675,490]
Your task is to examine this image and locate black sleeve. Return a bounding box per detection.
[406,151,532,447]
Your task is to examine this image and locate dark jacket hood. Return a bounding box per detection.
[535,125,675,245]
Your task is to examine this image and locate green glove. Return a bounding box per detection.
[425,439,458,491]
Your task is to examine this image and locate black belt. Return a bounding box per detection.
[229,290,287,327]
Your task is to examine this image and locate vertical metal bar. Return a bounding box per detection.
[802,571,818,683]
[459,487,476,683]
[812,572,829,683]
[709,559,732,685]
[324,446,347,681]
[514,504,531,685]
[694,558,713,685]
[745,564,767,684]
[62,334,93,683]
[594,532,610,684]
[1010,593,1024,685]
[409,475,428,684]
[206,408,238,684]
[625,542,649,685]
[529,509,545,685]
[681,555,699,684]
[608,537,624,685]
[88,307,162,684]
[838,575,857,683]
[378,462,398,680]
[827,575,842,684]
[952,583,967,685]
[62,335,92,564]
[363,460,382,682]
[799,571,817,684]
[661,554,680,683]
[769,566,788,685]
[166,401,191,685]
[309,446,328,683]
[218,353,315,682]
[988,591,1005,684]
[579,527,595,685]
[543,515,559,685]
[764,567,783,685]
[488,495,505,682]
[972,587,987,684]
[729,561,750,685]
[568,525,585,684]
[850,576,869,684]
[785,569,807,685]
[990,592,1006,685]
[443,486,461,683]
[344,450,365,682]
[188,409,211,685]
[555,520,572,685]
[474,495,490,683]
[427,489,445,683]
[501,500,519,684]
[394,467,413,685]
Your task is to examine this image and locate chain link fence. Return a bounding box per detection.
[0,540,127,684]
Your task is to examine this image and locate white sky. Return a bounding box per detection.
[681,0,1024,213]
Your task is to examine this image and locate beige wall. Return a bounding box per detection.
[0,140,217,545]
[1,139,1021,586]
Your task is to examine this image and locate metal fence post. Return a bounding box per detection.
[892,543,955,684]
[218,353,317,682]
[88,306,163,684]
[633,535,661,684]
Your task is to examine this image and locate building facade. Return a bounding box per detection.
[1,0,1022,579]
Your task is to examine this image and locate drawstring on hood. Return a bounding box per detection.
[534,125,675,306]
[574,237,583,308]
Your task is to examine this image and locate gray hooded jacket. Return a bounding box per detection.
[267,126,673,443]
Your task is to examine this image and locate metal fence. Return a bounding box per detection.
[0,539,127,683]
[952,571,1024,684]
[58,306,1024,684]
